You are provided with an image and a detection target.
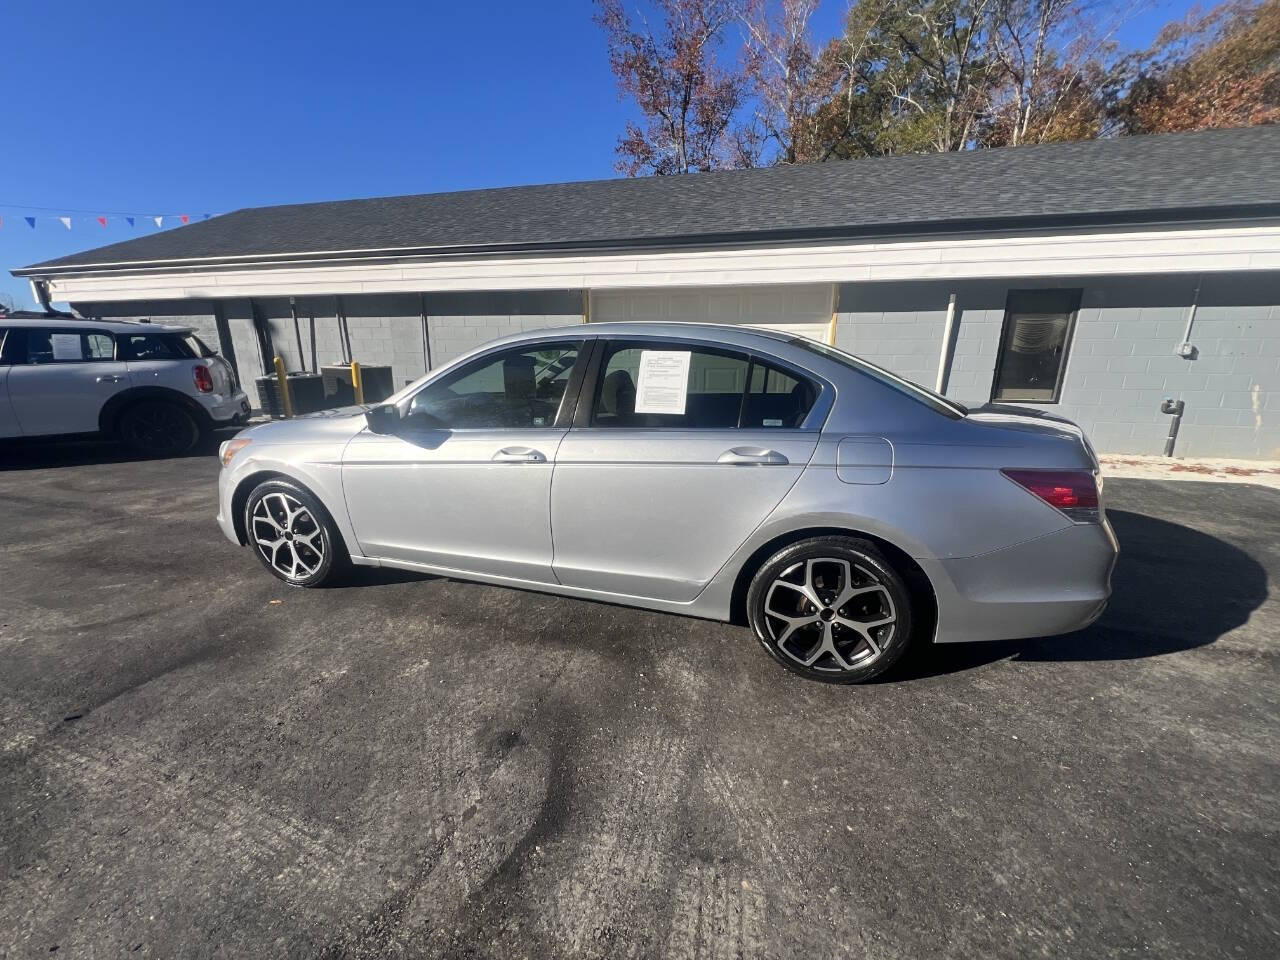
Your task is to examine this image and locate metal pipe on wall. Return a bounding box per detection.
[289,296,306,372]
[419,293,432,374]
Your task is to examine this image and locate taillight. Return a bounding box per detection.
[193,364,214,393]
[1001,469,1100,523]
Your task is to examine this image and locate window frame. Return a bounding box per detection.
[571,335,824,431]
[3,327,118,366]
[395,337,590,432]
[117,331,198,362]
[989,289,1082,405]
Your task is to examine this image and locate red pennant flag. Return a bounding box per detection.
[97,216,107,227]
[180,214,190,224]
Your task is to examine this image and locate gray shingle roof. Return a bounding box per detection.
[18,126,1280,276]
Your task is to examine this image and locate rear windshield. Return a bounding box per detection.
[789,338,967,419]
[117,331,213,361]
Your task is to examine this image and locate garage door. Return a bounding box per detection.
[590,284,833,343]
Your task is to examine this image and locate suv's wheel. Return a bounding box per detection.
[746,536,914,684]
[244,479,346,587]
[118,400,200,456]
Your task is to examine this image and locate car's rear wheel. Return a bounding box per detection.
[118,400,200,456]
[746,536,914,684]
[244,480,346,587]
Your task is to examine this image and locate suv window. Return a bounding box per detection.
[405,342,581,429]
[119,333,197,361]
[11,329,116,365]
[592,340,816,429]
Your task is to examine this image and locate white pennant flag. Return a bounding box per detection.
[59,216,72,230]
[153,215,164,228]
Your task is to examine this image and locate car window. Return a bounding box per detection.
[18,329,117,365]
[405,342,580,429]
[119,333,195,361]
[591,341,815,429]
[742,360,816,428]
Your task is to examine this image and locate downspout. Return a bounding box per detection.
[826,284,838,345]
[420,293,433,373]
[935,293,958,394]
[289,296,306,372]
[31,279,54,314]
[1163,274,1203,457]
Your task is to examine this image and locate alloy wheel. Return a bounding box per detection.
[762,557,897,674]
[251,492,326,581]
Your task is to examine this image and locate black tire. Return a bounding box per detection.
[117,400,201,456]
[746,536,914,684]
[243,479,348,587]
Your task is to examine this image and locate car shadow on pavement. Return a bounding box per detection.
[0,432,239,471]
[882,508,1269,682]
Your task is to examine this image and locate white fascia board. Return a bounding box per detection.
[42,223,1280,304]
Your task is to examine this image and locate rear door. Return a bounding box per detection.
[550,338,822,602]
[5,327,127,436]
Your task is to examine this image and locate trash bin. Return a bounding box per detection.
[321,364,395,406]
[254,373,327,418]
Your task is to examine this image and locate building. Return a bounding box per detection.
[13,125,1280,458]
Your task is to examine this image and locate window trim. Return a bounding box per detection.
[989,289,1082,405]
[4,327,118,366]
[574,335,823,431]
[395,337,590,432]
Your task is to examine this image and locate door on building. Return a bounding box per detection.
[550,337,821,603]
[3,327,128,436]
[341,338,588,582]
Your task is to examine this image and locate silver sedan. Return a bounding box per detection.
[217,322,1118,683]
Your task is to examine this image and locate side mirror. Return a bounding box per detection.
[365,403,402,435]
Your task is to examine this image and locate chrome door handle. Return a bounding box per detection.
[492,446,546,463]
[718,447,789,466]
[96,375,125,383]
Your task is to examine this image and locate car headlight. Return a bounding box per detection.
[220,437,252,466]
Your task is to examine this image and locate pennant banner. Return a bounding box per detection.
[0,208,213,229]
[59,217,71,230]
[25,216,35,229]
[126,216,135,227]
[153,216,163,228]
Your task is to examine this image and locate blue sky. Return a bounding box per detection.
[1,0,1196,308]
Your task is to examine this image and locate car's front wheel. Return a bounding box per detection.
[244,479,346,587]
[746,536,914,684]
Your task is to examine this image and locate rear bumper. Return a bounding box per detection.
[199,390,252,428]
[922,518,1119,644]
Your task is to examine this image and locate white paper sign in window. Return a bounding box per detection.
[50,333,83,361]
[634,350,691,415]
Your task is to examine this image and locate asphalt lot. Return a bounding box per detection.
[1,438,1277,959]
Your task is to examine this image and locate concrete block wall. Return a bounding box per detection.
[835,273,1280,458]
[423,290,584,368]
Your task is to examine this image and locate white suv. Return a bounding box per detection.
[0,315,250,454]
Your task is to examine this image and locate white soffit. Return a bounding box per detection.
[42,224,1280,304]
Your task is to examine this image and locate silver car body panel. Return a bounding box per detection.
[216,322,1118,644]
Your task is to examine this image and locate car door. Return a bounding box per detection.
[0,329,19,438]
[551,338,823,603]
[5,327,127,436]
[342,338,588,582]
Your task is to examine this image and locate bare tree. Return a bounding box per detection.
[595,0,747,175]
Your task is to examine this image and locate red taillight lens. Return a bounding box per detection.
[1001,469,1100,523]
[193,364,214,393]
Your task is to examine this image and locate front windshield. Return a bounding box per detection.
[788,338,968,419]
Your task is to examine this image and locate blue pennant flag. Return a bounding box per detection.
[126,216,135,227]
[24,216,35,229]
[203,214,211,220]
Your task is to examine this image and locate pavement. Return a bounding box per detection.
[1,438,1277,959]
[1101,454,1280,490]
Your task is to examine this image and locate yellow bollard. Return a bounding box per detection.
[272,356,294,419]
[350,361,364,405]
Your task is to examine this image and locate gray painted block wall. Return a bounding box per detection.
[78,292,585,412]
[836,273,1280,459]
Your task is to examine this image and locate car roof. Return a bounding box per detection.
[493,320,797,349]
[0,316,193,335]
